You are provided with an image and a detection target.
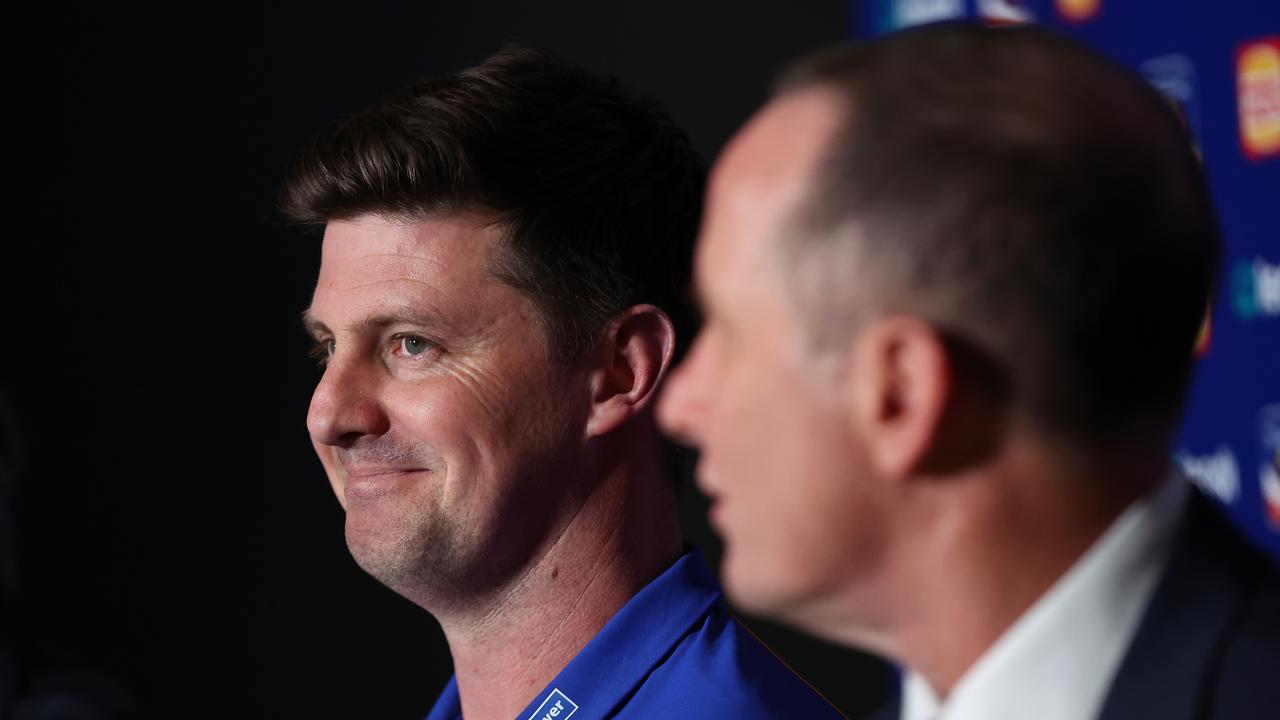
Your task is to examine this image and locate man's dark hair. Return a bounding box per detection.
[774,23,1221,445]
[280,43,703,362]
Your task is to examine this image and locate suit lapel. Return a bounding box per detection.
[865,691,900,720]
[1096,492,1258,720]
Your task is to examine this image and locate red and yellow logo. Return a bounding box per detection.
[1056,0,1100,23]
[1238,37,1280,161]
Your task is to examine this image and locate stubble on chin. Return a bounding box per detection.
[345,496,470,608]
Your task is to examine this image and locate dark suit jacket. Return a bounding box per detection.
[870,491,1280,719]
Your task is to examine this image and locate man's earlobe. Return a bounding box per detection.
[586,305,676,438]
[848,317,951,480]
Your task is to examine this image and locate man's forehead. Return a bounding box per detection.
[699,88,845,288]
[320,213,496,269]
[310,212,510,325]
[714,87,845,197]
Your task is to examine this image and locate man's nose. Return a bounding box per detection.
[657,332,712,448]
[306,355,390,448]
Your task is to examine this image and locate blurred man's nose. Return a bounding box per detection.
[306,354,390,448]
[658,332,713,448]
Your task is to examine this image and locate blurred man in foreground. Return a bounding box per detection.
[281,44,840,720]
[660,23,1279,720]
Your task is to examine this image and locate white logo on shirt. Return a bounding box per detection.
[527,688,578,720]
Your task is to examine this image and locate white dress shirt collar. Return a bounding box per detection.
[901,473,1190,720]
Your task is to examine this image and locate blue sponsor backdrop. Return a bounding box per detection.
[855,0,1280,557]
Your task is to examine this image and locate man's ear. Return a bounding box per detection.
[585,305,676,438]
[847,316,950,480]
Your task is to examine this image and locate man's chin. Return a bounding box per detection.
[345,523,426,592]
[725,551,887,653]
[341,506,465,600]
[721,547,791,616]
[722,549,820,623]
[344,502,412,551]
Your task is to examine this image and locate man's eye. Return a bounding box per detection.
[309,339,336,364]
[397,335,434,357]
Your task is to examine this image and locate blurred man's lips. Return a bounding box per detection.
[705,494,727,532]
[696,472,725,528]
[694,466,719,501]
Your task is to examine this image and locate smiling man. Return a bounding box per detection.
[280,45,840,720]
[659,23,1279,720]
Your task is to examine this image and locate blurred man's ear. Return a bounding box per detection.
[586,305,676,438]
[846,317,951,481]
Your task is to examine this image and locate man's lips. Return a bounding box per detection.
[694,465,720,501]
[342,466,430,481]
[340,466,431,502]
[705,493,728,532]
[695,467,727,528]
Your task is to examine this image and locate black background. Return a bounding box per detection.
[7,2,891,717]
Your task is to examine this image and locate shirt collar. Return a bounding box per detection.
[901,473,1189,720]
[426,549,722,720]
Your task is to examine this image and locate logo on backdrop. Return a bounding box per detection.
[1055,0,1100,24]
[528,689,578,720]
[1260,405,1280,531]
[1141,53,1204,153]
[890,0,965,30]
[1237,37,1280,161]
[1177,445,1241,506]
[1231,257,1280,320]
[977,0,1035,24]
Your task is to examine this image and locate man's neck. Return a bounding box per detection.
[441,457,682,720]
[885,444,1169,697]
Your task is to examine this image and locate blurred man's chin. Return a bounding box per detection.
[721,549,792,617]
[723,549,834,629]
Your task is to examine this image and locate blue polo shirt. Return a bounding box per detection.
[424,550,842,720]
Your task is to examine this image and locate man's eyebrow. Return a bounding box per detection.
[301,309,329,341]
[300,307,454,340]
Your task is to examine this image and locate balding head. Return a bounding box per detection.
[768,23,1219,447]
